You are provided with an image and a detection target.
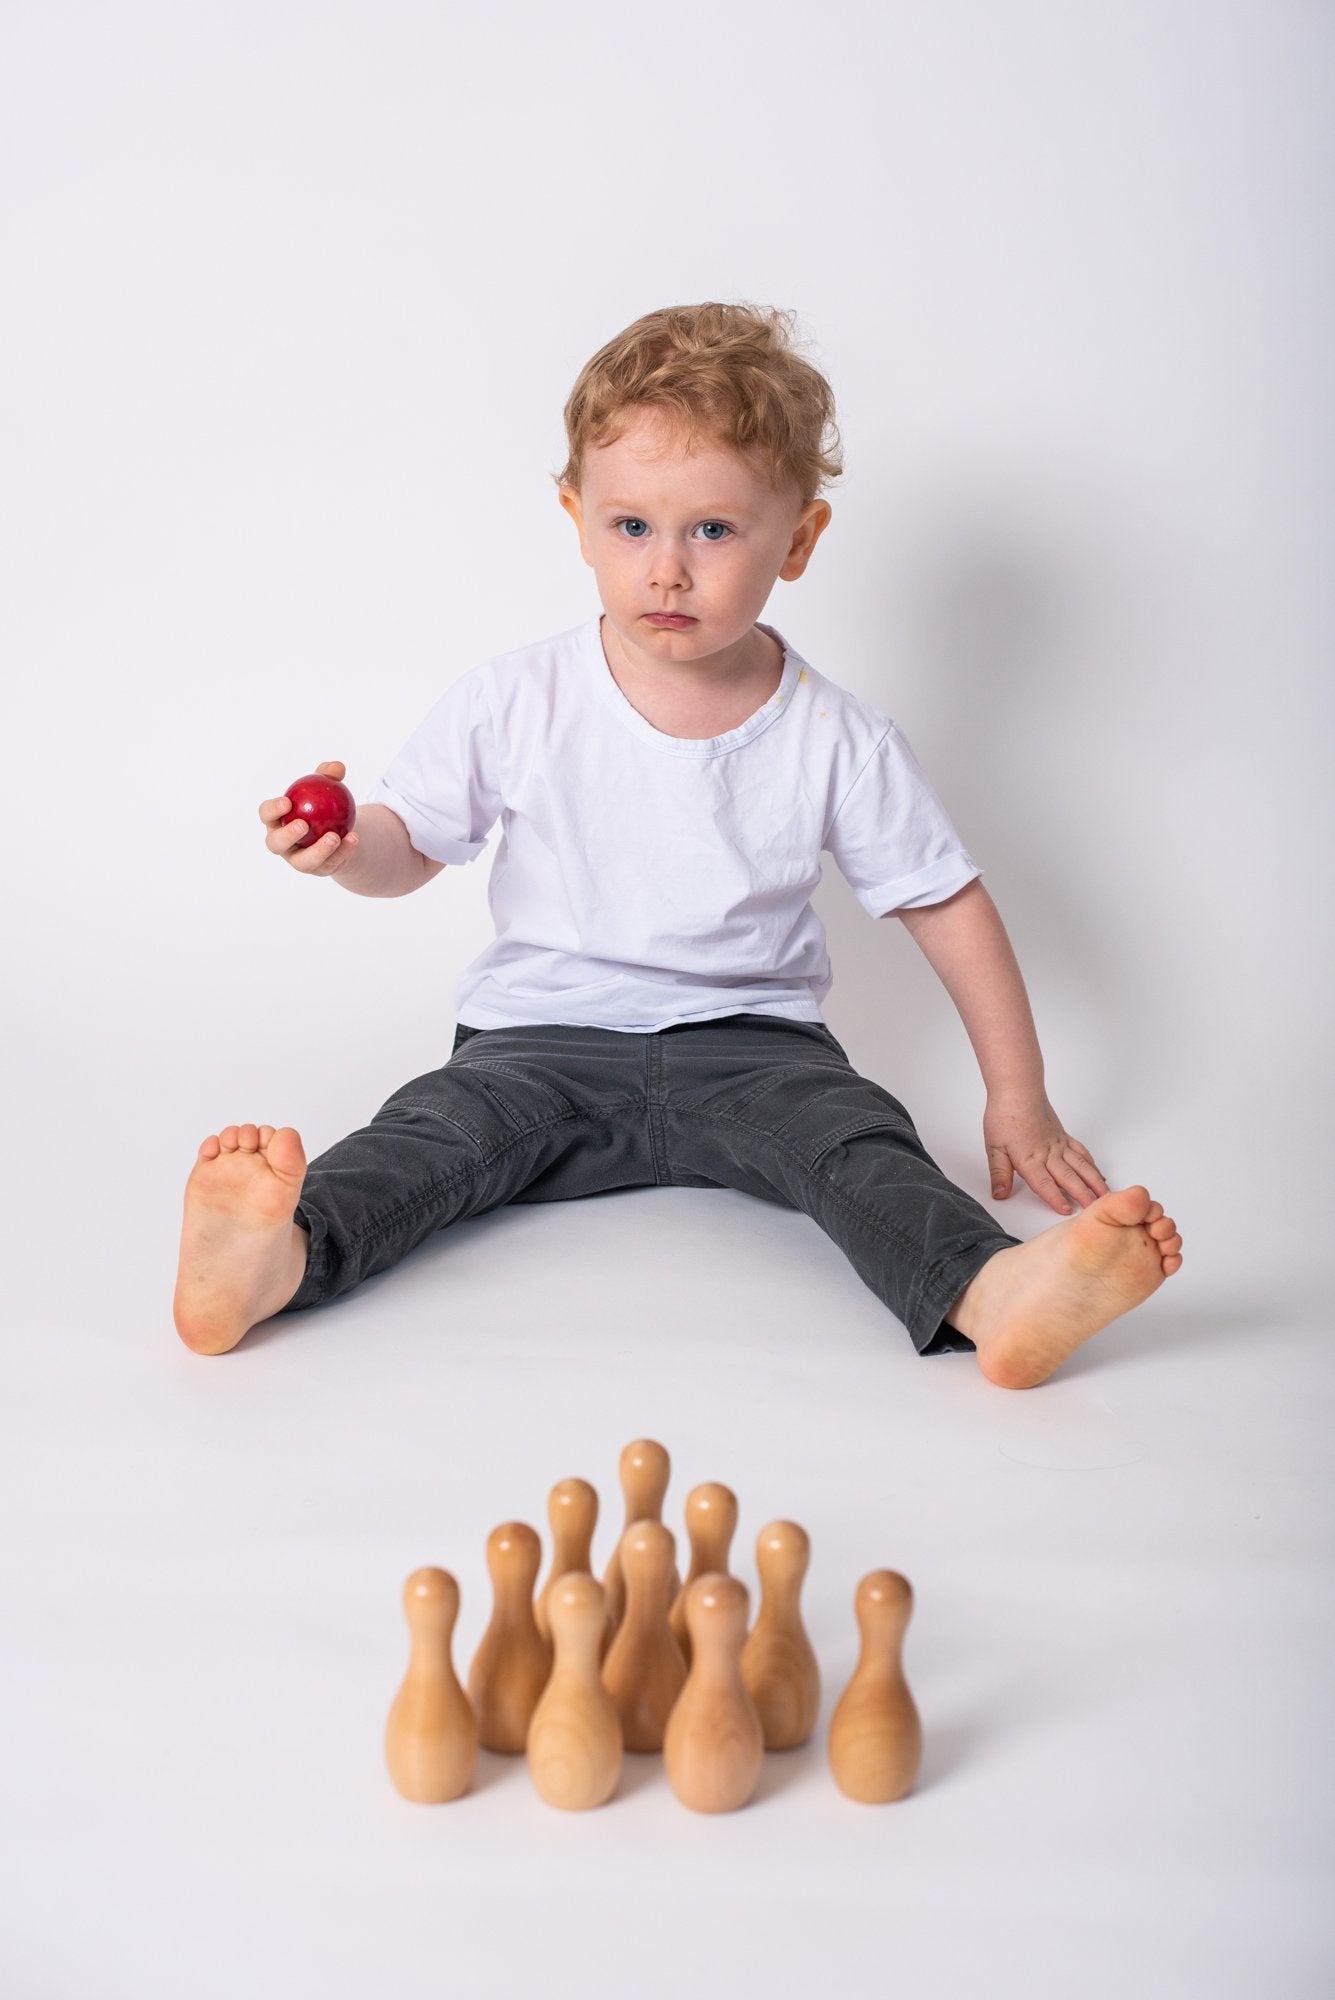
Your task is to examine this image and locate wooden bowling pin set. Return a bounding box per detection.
[386,1439,921,1814]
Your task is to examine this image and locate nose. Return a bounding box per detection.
[647,533,691,594]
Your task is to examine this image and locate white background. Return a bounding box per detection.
[3,3,1332,1995]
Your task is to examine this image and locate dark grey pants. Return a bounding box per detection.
[282,1012,1021,1353]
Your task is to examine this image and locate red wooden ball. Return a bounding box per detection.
[281,775,357,848]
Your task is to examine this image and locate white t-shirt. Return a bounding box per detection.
[367,614,980,1034]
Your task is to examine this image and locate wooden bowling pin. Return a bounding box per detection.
[669,1482,739,1666]
[601,1440,680,1632]
[663,1574,764,1813]
[740,1520,821,1750]
[527,1573,622,1810]
[601,1521,688,1752]
[385,1567,478,1803]
[535,1478,599,1645]
[466,1522,553,1754]
[827,1570,922,1803]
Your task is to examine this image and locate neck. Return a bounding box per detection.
[601,616,780,692]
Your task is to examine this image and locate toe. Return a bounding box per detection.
[266,1126,308,1183]
[258,1125,275,1145]
[198,1134,221,1160]
[1101,1185,1153,1227]
[220,1126,239,1150]
[238,1124,260,1151]
[1145,1199,1164,1224]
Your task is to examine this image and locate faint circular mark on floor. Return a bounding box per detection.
[997,1436,1150,1471]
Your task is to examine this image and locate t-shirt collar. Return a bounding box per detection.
[583,613,805,759]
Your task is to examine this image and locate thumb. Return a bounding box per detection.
[987,1147,1014,1201]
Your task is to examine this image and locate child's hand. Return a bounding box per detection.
[983,1088,1109,1216]
[259,761,362,876]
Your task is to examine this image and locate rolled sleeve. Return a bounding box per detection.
[825,722,980,919]
[854,851,982,919]
[363,781,491,865]
[365,666,501,867]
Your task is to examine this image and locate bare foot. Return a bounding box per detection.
[949,1185,1183,1389]
[174,1124,312,1355]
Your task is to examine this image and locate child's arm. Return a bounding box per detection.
[894,878,1109,1215]
[330,805,445,897]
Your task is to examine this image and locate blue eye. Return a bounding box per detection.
[612,518,732,541]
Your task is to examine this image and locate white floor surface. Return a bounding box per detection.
[5,1105,1331,2000]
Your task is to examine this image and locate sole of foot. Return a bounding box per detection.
[961,1185,1183,1390]
[174,1123,310,1356]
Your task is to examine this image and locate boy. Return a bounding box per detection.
[174,302,1181,1385]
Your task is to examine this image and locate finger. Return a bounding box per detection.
[1050,1156,1100,1208]
[268,818,311,854]
[1071,1160,1110,1199]
[1022,1163,1075,1214]
[259,796,292,825]
[316,761,346,778]
[306,832,360,869]
[289,831,343,871]
[1066,1139,1110,1193]
[1067,1160,1108,1203]
[986,1147,1014,1200]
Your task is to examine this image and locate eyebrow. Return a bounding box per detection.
[598,499,757,518]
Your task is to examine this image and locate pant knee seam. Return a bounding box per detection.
[673,1108,929,1265]
[331,1108,637,1260]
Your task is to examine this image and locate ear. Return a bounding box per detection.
[558,485,593,567]
[777,499,833,583]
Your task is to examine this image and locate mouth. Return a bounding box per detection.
[643,613,698,627]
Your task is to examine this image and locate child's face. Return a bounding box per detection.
[560,406,831,672]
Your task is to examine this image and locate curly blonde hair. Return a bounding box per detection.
[553,301,843,508]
